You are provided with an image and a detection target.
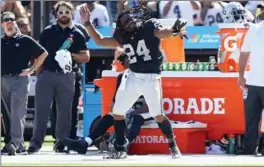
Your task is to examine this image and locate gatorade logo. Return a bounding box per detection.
[131,135,176,144]
[163,98,226,115]
[224,35,238,52]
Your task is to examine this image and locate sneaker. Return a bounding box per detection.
[27,146,39,154]
[63,137,88,154]
[16,144,28,155]
[256,137,264,156]
[103,150,127,159]
[53,141,68,153]
[1,146,8,155]
[103,138,128,159]
[169,143,182,158]
[6,143,16,156]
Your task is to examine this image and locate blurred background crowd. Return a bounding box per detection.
[1,1,262,38]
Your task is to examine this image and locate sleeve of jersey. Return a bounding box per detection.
[112,30,122,44]
[146,19,163,34]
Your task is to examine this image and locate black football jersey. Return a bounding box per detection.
[114,18,164,74]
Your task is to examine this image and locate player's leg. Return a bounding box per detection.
[142,76,181,158]
[110,75,140,158]
[126,113,153,142]
[63,114,114,154]
[126,114,145,142]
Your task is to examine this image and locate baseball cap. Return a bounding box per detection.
[1,11,15,22]
[257,1,264,8]
[256,2,264,23]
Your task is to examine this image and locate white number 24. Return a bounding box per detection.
[123,39,152,64]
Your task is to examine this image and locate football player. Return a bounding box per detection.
[63,54,153,155]
[79,4,187,159]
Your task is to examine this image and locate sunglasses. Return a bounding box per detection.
[57,10,71,15]
[2,18,15,22]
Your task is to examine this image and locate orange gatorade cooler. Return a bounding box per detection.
[161,37,185,62]
[217,23,250,72]
[128,122,208,154]
[158,19,185,62]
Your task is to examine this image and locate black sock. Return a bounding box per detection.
[157,117,175,145]
[89,114,114,140]
[114,119,126,146]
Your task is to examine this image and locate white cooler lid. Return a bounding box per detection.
[142,120,207,129]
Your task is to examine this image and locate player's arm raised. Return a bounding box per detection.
[154,19,188,39]
[80,5,120,48]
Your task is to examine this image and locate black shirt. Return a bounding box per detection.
[113,18,163,74]
[73,23,90,72]
[74,23,90,41]
[1,33,46,74]
[39,23,87,71]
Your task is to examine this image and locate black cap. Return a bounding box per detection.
[257,2,264,8]
[1,11,15,22]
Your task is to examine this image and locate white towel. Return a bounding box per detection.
[55,49,72,73]
[206,144,226,155]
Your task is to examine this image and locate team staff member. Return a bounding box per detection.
[255,3,264,156]
[238,3,264,155]
[51,22,90,140]
[28,1,89,154]
[1,11,48,156]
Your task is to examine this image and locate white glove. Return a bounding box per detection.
[55,49,72,74]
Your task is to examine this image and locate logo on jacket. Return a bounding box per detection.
[69,34,74,38]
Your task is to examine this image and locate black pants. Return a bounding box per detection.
[243,85,264,152]
[51,71,82,140]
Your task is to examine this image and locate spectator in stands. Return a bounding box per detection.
[159,0,200,26]
[16,17,31,36]
[1,1,29,36]
[201,1,227,26]
[73,1,110,27]
[98,1,120,24]
[201,1,254,26]
[145,1,161,19]
[120,1,161,19]
[245,1,263,18]
[1,1,28,19]
[193,1,202,26]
